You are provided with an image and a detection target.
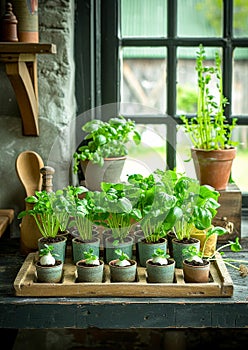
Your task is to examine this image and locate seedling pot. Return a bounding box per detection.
[183,259,210,283]
[109,259,137,282]
[35,260,63,283]
[146,258,175,283]
[76,260,104,283]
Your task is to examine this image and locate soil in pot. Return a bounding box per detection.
[183,259,210,283]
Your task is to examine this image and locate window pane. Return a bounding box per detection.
[233,0,248,37]
[176,125,197,179]
[232,126,248,192]
[178,0,222,37]
[121,0,167,38]
[177,46,220,115]
[121,124,167,182]
[232,48,248,115]
[121,47,167,113]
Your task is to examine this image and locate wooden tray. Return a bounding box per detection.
[14,252,234,297]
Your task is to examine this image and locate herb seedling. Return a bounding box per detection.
[39,244,59,266]
[83,248,100,266]
[152,248,170,266]
[114,249,131,267]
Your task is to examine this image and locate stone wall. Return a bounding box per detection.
[0,0,76,235]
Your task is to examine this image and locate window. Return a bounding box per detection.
[75,0,248,201]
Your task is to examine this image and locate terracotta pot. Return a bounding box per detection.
[183,259,210,283]
[191,147,236,190]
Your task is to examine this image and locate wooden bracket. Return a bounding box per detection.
[0,43,56,136]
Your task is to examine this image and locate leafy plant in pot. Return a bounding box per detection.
[18,190,67,262]
[67,186,101,264]
[109,248,137,282]
[180,44,238,190]
[146,248,175,283]
[134,170,179,267]
[49,187,75,241]
[76,248,104,283]
[35,244,63,283]
[182,234,247,283]
[88,182,142,263]
[73,116,141,191]
[171,175,221,268]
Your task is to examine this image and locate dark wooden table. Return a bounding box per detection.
[0,236,248,330]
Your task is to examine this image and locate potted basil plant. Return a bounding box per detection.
[171,175,221,268]
[180,44,238,190]
[73,116,141,190]
[67,186,101,264]
[18,190,67,262]
[88,182,142,263]
[132,170,179,267]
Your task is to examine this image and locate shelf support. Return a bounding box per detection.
[0,43,56,136]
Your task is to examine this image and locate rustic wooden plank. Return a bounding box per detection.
[0,43,56,54]
[13,253,36,292]
[14,251,234,298]
[212,183,242,242]
[213,252,234,296]
[0,209,14,238]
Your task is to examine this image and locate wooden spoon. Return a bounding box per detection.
[16,151,44,254]
[16,150,44,197]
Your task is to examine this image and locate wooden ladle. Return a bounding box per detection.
[16,151,44,254]
[16,150,44,197]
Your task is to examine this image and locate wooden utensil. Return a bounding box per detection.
[16,150,44,197]
[16,151,44,254]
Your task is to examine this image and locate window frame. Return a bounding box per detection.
[75,0,248,206]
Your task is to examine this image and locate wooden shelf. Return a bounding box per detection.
[0,43,56,136]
